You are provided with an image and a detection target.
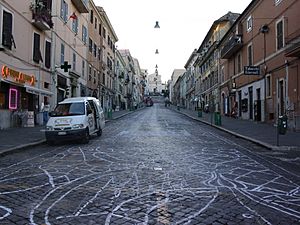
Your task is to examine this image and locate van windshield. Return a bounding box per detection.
[52,102,85,117]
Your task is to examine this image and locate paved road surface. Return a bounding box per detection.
[0,103,299,224]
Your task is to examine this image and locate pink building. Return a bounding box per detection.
[219,0,300,130]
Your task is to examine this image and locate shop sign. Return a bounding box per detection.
[1,65,35,86]
[244,66,260,75]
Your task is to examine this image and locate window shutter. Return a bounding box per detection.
[45,41,51,68]
[33,33,41,63]
[2,11,13,49]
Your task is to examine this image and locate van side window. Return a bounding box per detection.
[88,100,98,114]
[86,102,93,114]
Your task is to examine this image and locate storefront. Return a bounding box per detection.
[0,65,52,128]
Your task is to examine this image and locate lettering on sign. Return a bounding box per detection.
[244,66,260,75]
[1,65,35,86]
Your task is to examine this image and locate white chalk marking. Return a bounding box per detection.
[39,166,55,188]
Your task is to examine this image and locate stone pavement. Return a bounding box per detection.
[0,109,135,157]
[171,105,300,150]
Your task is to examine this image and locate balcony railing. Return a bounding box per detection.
[285,29,300,58]
[71,0,89,13]
[221,35,243,59]
[32,8,53,30]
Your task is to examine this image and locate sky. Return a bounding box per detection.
[94,0,252,82]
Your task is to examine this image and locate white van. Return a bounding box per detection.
[45,97,105,144]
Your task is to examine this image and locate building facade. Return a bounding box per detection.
[194,12,239,113]
[219,0,300,130]
[0,0,54,128]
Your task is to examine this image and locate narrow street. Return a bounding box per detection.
[0,103,299,225]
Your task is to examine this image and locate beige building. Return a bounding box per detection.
[194,12,239,112]
[0,0,53,128]
[220,0,300,130]
[86,1,104,99]
[51,0,89,104]
[97,7,118,111]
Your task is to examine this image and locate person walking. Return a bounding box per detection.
[42,100,50,125]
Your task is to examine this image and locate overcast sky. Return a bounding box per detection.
[94,0,252,82]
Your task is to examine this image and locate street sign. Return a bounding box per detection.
[244,66,260,75]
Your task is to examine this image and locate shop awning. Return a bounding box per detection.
[25,86,53,96]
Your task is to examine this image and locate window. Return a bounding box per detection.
[221,66,224,83]
[72,16,78,34]
[90,10,93,23]
[98,48,101,60]
[72,52,76,71]
[266,75,271,97]
[60,43,65,64]
[82,25,87,44]
[45,40,51,69]
[60,0,68,23]
[275,0,282,6]
[88,65,92,81]
[82,60,85,78]
[247,44,253,66]
[89,38,93,53]
[99,24,102,36]
[247,15,253,32]
[103,27,106,39]
[93,69,96,84]
[2,10,14,50]
[237,53,242,73]
[95,18,97,29]
[33,33,42,63]
[93,43,97,57]
[276,20,284,50]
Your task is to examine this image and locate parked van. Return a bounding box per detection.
[45,97,105,144]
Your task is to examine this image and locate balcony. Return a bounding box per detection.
[285,39,300,57]
[32,8,53,31]
[221,35,243,59]
[71,0,89,13]
[285,29,300,57]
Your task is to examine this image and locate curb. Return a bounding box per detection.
[0,139,46,158]
[0,109,144,157]
[172,108,297,151]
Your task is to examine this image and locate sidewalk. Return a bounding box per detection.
[171,106,300,150]
[0,109,135,157]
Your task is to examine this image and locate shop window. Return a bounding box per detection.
[0,92,5,109]
[241,98,248,112]
[9,88,18,110]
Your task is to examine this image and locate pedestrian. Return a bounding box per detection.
[42,100,50,125]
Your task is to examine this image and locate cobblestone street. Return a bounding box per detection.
[0,104,299,225]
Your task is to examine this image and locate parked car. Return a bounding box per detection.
[146,97,153,107]
[45,97,105,144]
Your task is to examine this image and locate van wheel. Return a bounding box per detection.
[97,128,102,136]
[82,128,90,144]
